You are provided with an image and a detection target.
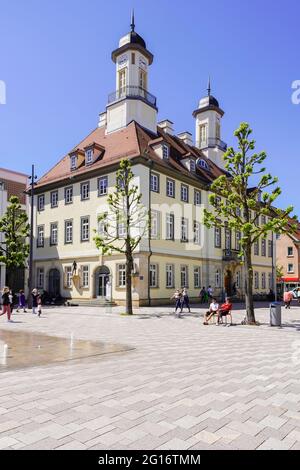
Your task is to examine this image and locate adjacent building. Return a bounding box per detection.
[31,17,274,305]
[276,221,300,292]
[0,167,29,291]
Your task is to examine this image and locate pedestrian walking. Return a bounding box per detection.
[283,288,293,309]
[16,289,27,313]
[9,289,14,314]
[181,288,191,313]
[171,289,183,317]
[0,287,12,322]
[199,287,206,304]
[207,285,213,300]
[32,288,39,314]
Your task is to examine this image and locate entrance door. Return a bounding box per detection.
[224,270,232,296]
[98,274,109,298]
[96,266,110,299]
[48,269,60,296]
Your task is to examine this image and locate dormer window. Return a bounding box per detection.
[162,144,169,159]
[190,159,196,172]
[197,158,209,171]
[85,149,93,165]
[70,154,77,170]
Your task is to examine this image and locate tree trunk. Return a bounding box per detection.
[125,252,133,315]
[244,244,256,324]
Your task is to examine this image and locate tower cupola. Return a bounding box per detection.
[193,78,227,168]
[106,11,158,134]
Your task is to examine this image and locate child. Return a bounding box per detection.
[37,293,42,317]
[16,290,27,313]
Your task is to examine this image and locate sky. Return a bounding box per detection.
[0,0,299,215]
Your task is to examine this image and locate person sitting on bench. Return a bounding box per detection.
[217,297,233,324]
[203,298,219,324]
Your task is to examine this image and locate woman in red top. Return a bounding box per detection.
[217,298,233,325]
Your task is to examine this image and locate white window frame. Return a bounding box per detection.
[215,226,221,248]
[149,264,158,288]
[288,263,294,273]
[37,225,44,247]
[64,186,73,205]
[37,267,44,289]
[85,149,93,165]
[37,194,45,211]
[181,184,189,202]
[194,190,201,206]
[194,221,201,245]
[180,265,188,288]
[81,265,89,288]
[70,154,77,170]
[118,264,126,287]
[181,217,188,242]
[81,182,90,200]
[254,272,259,289]
[65,220,73,244]
[261,272,266,289]
[162,144,169,159]
[166,264,174,288]
[50,222,58,246]
[150,173,159,192]
[50,190,58,208]
[166,213,174,240]
[194,266,201,288]
[98,176,108,196]
[287,246,294,257]
[80,216,89,242]
[151,210,160,239]
[166,178,175,198]
[65,266,72,288]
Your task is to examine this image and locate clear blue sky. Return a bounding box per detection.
[0,0,299,215]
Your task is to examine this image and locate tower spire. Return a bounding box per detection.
[130,9,135,32]
[207,76,211,96]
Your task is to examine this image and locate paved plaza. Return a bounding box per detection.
[0,302,300,450]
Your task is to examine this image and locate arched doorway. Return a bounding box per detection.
[224,269,232,296]
[95,266,111,299]
[48,268,60,296]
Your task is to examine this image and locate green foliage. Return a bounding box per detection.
[204,122,296,252]
[0,195,30,270]
[94,159,149,257]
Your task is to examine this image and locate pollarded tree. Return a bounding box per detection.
[0,195,30,289]
[204,122,296,324]
[94,159,149,315]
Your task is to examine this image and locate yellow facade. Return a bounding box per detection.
[33,162,273,306]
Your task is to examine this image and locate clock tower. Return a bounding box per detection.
[105,12,158,134]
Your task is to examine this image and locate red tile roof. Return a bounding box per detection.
[34,121,227,191]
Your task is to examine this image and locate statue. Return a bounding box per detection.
[72,261,77,276]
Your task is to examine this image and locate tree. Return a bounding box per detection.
[94,159,149,315]
[0,195,30,289]
[276,265,284,280]
[204,122,296,324]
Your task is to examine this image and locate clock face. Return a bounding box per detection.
[118,54,128,67]
[139,56,147,69]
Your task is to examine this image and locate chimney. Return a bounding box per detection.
[177,131,193,146]
[158,119,174,135]
[98,111,107,128]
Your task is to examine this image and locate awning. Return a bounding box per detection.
[281,277,300,282]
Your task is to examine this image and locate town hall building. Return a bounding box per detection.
[31,16,274,305]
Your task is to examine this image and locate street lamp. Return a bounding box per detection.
[28,164,37,308]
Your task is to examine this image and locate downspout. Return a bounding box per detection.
[147,157,153,307]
